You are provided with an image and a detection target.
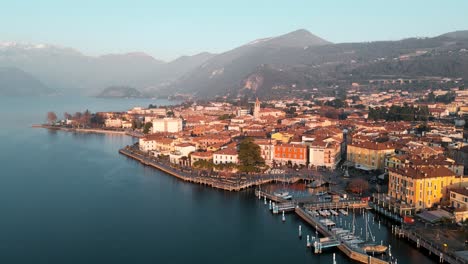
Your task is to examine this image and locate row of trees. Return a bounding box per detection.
[368,104,430,121]
[46,110,104,127]
[421,91,456,104]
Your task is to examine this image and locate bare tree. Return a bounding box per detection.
[47,112,57,124]
[64,112,72,120]
[346,178,369,195]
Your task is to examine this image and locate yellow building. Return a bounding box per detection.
[388,165,465,211]
[347,141,395,171]
[271,132,294,144]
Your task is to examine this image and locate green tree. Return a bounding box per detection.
[218,114,234,120]
[143,122,153,134]
[238,137,265,173]
[193,160,215,169]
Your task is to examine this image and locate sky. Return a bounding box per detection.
[1,0,468,61]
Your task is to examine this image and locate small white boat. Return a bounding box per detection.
[339,209,348,216]
[274,191,292,200]
[329,209,339,216]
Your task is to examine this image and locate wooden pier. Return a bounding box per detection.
[295,207,389,264]
[392,226,466,264]
[305,201,369,211]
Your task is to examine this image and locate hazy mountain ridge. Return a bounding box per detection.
[169,30,468,97]
[1,29,467,98]
[0,43,215,96]
[0,67,54,96]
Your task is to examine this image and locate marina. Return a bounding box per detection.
[119,144,462,264]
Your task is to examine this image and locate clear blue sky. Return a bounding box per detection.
[1,0,468,61]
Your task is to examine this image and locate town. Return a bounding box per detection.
[44,83,468,264]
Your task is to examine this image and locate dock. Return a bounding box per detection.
[295,207,389,264]
[391,226,466,264]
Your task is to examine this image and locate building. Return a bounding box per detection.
[152,118,183,133]
[213,148,239,165]
[347,141,395,171]
[449,188,468,222]
[122,121,133,129]
[255,139,275,165]
[105,118,123,128]
[253,97,260,119]
[308,141,341,169]
[388,165,464,212]
[139,135,159,152]
[273,144,307,166]
[271,132,294,143]
[169,143,196,166]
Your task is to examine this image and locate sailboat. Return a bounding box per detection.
[361,213,387,254]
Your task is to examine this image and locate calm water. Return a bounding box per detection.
[0,96,435,263]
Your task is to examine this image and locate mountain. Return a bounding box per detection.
[170,29,332,97]
[2,29,468,99]
[0,42,214,96]
[97,86,143,98]
[168,29,468,98]
[0,67,53,96]
[438,30,468,40]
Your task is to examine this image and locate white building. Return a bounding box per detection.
[308,141,341,169]
[213,148,239,165]
[152,118,183,133]
[255,139,275,165]
[169,143,196,165]
[139,136,158,152]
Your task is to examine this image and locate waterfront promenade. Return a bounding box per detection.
[119,147,309,191]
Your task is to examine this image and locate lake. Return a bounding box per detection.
[0,96,436,263]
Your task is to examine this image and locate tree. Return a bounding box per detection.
[325,99,346,109]
[238,137,265,173]
[193,160,215,170]
[218,114,234,120]
[143,122,153,134]
[346,178,369,194]
[47,112,57,124]
[64,112,72,120]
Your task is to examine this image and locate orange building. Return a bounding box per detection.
[273,144,307,166]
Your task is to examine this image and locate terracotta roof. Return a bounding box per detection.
[349,141,395,150]
[191,151,213,157]
[214,148,238,156]
[450,187,468,197]
[388,165,455,179]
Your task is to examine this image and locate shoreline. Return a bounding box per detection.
[118,147,305,192]
[32,124,139,137]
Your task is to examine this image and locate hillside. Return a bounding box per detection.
[168,30,468,98]
[0,67,53,96]
[97,86,143,98]
[1,29,468,98]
